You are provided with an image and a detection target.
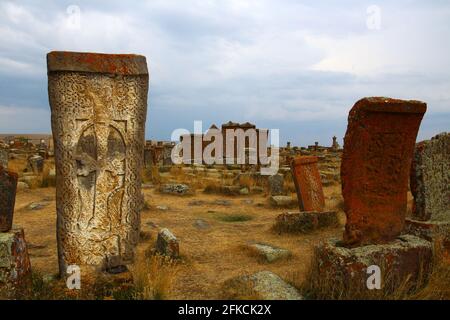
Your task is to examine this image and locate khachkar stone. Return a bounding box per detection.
[341,97,426,247]
[47,51,149,274]
[0,149,8,169]
[0,227,32,297]
[410,132,450,222]
[0,166,18,232]
[406,132,450,264]
[291,156,325,212]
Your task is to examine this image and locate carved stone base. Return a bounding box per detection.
[309,235,432,298]
[273,211,338,234]
[404,218,450,264]
[0,227,32,297]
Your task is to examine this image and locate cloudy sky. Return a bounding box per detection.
[0,0,449,146]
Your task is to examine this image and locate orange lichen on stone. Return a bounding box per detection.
[341,97,426,247]
[291,156,325,212]
[47,51,148,75]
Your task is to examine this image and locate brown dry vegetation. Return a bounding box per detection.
[5,158,449,300]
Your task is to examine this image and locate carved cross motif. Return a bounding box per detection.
[75,122,126,232]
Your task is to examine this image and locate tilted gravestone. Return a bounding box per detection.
[341,97,426,246]
[290,156,325,212]
[47,51,149,274]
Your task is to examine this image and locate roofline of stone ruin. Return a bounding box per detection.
[47,51,148,76]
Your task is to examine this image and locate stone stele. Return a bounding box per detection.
[0,166,18,233]
[47,51,149,274]
[291,156,325,212]
[410,132,450,222]
[341,97,426,247]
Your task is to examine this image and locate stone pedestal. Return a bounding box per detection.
[0,227,32,296]
[341,97,426,246]
[310,235,432,298]
[291,156,325,212]
[404,218,450,264]
[47,51,149,274]
[273,211,338,234]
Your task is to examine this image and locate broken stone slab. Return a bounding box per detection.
[310,235,432,298]
[268,174,285,196]
[246,242,291,263]
[273,211,338,234]
[0,227,32,296]
[239,187,249,195]
[155,228,179,259]
[341,97,426,246]
[410,132,450,222]
[0,167,18,232]
[26,155,44,174]
[27,202,49,211]
[269,195,297,208]
[193,219,210,230]
[213,199,232,206]
[159,183,191,196]
[404,218,450,264]
[223,271,303,300]
[16,182,29,192]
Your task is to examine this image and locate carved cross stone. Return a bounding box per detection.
[47,51,148,274]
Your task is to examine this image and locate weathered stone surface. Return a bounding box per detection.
[269,195,297,208]
[16,181,29,192]
[0,167,18,232]
[291,156,325,212]
[268,174,284,196]
[246,242,291,262]
[410,132,450,222]
[193,219,210,230]
[0,227,32,295]
[155,228,179,259]
[160,183,190,196]
[223,271,303,300]
[341,97,426,246]
[273,211,338,234]
[0,149,8,169]
[26,155,44,174]
[312,235,432,297]
[404,218,450,264]
[47,51,148,274]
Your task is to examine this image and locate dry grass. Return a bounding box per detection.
[6,157,27,174]
[299,249,444,300]
[131,253,179,300]
[239,174,256,189]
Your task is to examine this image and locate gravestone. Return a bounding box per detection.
[406,132,450,264]
[47,51,149,274]
[0,227,32,296]
[291,156,325,212]
[27,155,44,174]
[341,97,426,246]
[410,132,450,222]
[0,167,18,232]
[0,149,8,169]
[268,173,284,196]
